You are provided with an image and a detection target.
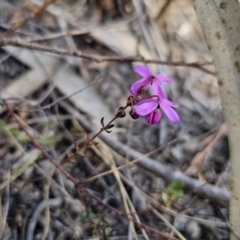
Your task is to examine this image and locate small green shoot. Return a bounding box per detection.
[161,179,184,206]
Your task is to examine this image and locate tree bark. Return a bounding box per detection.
[191,0,240,239]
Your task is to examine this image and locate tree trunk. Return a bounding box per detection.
[191,0,240,239]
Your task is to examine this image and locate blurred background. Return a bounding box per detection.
[0,0,229,239]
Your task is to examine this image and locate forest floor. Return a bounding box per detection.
[0,0,230,239]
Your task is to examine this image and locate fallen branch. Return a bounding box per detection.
[0,37,214,75]
[60,101,230,206]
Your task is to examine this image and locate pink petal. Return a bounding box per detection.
[135,97,157,106]
[135,101,158,116]
[146,109,162,125]
[134,65,153,77]
[152,81,167,99]
[161,99,178,108]
[130,78,151,94]
[160,102,180,123]
[156,75,173,83]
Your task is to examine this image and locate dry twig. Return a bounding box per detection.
[0,37,214,75]
[60,101,230,206]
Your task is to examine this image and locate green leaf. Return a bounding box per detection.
[167,179,184,193]
[78,151,85,156]
[161,192,169,203]
[101,223,110,229]
[92,226,97,235]
[90,212,99,219]
[81,211,89,223]
[173,189,184,197]
[81,211,87,218]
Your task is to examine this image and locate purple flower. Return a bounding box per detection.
[134,97,180,124]
[129,110,140,119]
[130,65,172,98]
[146,109,162,125]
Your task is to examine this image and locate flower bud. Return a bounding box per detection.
[129,110,139,119]
[115,107,126,118]
[145,109,161,124]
